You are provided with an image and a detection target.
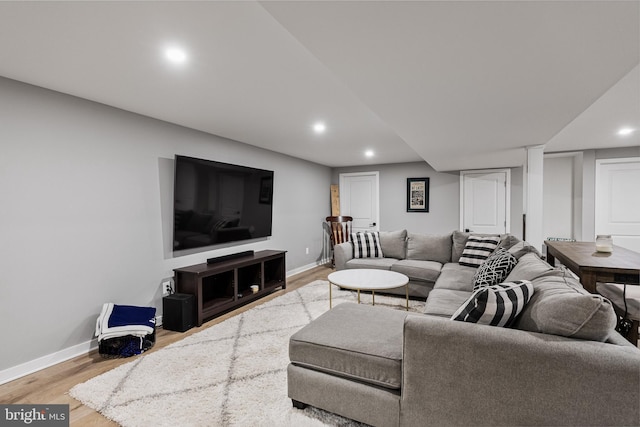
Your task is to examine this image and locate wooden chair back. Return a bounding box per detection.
[326,216,353,246]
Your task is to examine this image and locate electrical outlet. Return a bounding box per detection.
[305,247,309,255]
[162,280,172,296]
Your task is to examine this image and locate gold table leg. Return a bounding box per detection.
[406,284,409,311]
[329,281,332,309]
[372,291,375,306]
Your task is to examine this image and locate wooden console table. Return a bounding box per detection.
[545,241,640,294]
[174,250,286,326]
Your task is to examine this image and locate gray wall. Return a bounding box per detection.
[543,156,575,239]
[510,167,524,239]
[0,77,331,375]
[332,162,459,234]
[333,162,525,238]
[595,146,640,160]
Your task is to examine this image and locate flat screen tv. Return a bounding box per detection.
[173,155,273,251]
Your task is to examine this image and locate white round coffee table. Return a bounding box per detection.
[328,269,410,310]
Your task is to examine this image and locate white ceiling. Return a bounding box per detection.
[0,1,638,170]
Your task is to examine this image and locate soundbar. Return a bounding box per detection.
[207,250,255,264]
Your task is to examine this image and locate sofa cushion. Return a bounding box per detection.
[451,280,534,327]
[514,275,617,341]
[473,248,518,289]
[390,260,442,283]
[451,230,471,263]
[458,235,500,267]
[289,303,408,390]
[406,233,452,264]
[423,289,473,318]
[507,241,543,259]
[495,234,522,251]
[378,229,407,259]
[346,258,397,270]
[351,231,384,258]
[433,263,476,292]
[504,252,556,282]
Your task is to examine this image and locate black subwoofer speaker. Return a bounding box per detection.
[163,293,195,332]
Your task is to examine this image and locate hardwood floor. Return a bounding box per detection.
[0,265,333,426]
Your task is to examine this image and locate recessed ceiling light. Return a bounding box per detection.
[365,150,375,158]
[617,127,636,136]
[313,122,326,134]
[165,47,187,64]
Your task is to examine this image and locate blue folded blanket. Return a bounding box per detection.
[108,304,156,329]
[96,303,156,342]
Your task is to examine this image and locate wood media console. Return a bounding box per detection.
[174,250,286,326]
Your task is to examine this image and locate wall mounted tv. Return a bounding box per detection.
[173,155,274,251]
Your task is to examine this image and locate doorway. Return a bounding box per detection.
[460,169,510,234]
[595,157,640,252]
[339,171,380,233]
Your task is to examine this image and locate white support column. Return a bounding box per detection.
[525,145,545,252]
[581,150,596,242]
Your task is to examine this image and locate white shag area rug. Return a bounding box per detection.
[69,280,425,426]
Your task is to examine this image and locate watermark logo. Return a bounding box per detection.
[0,405,68,426]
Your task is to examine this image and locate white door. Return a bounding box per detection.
[339,172,380,233]
[460,170,510,234]
[595,158,640,252]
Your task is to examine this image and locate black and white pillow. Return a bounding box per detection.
[351,231,384,259]
[473,248,518,290]
[451,280,534,328]
[458,235,500,267]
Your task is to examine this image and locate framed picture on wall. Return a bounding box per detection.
[407,177,429,212]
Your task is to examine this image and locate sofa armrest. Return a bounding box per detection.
[400,315,640,427]
[333,242,353,270]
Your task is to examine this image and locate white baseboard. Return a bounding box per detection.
[0,339,98,385]
[0,260,328,385]
[286,258,330,277]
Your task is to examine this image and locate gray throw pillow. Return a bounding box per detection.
[378,229,407,259]
[507,241,543,260]
[406,233,452,264]
[495,234,522,252]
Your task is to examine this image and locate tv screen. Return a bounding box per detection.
[173,155,273,251]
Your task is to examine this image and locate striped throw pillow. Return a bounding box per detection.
[451,280,534,327]
[351,231,384,259]
[458,235,500,267]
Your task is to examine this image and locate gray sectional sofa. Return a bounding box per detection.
[288,230,640,426]
[333,229,521,298]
